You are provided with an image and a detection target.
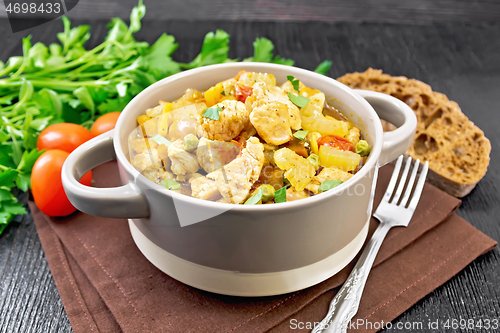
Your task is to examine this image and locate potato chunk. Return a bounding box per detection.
[274,148,315,191]
[305,167,353,194]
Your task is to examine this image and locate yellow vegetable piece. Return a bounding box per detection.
[318,145,361,171]
[163,102,173,113]
[136,115,151,125]
[299,87,321,98]
[204,83,224,107]
[300,92,349,137]
[274,148,315,191]
[157,112,170,137]
[309,131,322,155]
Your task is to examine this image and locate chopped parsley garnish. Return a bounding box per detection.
[287,75,300,91]
[202,106,223,120]
[293,130,309,141]
[221,90,226,96]
[151,134,172,147]
[314,60,332,75]
[318,180,343,192]
[161,178,181,190]
[274,187,287,203]
[244,187,263,205]
[288,92,310,108]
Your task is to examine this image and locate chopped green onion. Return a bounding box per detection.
[287,75,300,91]
[244,187,263,205]
[151,134,172,147]
[161,178,180,190]
[202,106,223,120]
[283,177,291,187]
[274,186,287,203]
[259,184,275,202]
[288,92,309,108]
[318,180,343,192]
[293,130,309,140]
[221,90,226,96]
[307,153,320,168]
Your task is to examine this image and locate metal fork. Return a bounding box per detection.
[312,155,429,333]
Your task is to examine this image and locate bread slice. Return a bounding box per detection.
[337,68,491,197]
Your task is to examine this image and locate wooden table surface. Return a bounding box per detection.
[0,1,499,332]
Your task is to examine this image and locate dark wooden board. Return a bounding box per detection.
[1,16,499,333]
[2,0,500,23]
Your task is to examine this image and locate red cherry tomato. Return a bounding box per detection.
[317,135,355,152]
[235,84,253,103]
[90,112,121,137]
[31,150,92,217]
[37,123,93,153]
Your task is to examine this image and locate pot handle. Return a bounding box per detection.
[355,90,417,166]
[61,129,149,218]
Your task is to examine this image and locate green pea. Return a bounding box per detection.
[259,184,275,203]
[183,134,199,152]
[355,140,370,157]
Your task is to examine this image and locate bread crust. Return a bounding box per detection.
[338,68,491,197]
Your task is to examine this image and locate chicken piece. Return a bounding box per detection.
[130,137,158,154]
[286,186,310,202]
[345,126,361,145]
[250,102,293,145]
[237,71,276,87]
[142,167,173,185]
[300,92,348,137]
[168,140,200,181]
[200,99,250,141]
[132,148,160,172]
[207,137,265,204]
[189,173,222,201]
[196,138,241,173]
[246,82,301,130]
[305,167,353,194]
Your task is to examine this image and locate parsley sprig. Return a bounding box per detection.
[202,106,223,120]
[287,75,300,91]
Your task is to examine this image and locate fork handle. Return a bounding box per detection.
[312,223,392,333]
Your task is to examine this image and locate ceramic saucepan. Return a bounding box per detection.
[62,63,416,296]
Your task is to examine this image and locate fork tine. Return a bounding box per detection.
[383,155,404,202]
[399,159,420,207]
[408,161,429,211]
[391,157,412,204]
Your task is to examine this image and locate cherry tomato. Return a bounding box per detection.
[235,84,253,103]
[37,123,93,153]
[31,150,92,217]
[317,135,355,152]
[91,112,121,137]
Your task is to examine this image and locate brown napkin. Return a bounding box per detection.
[30,162,496,333]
